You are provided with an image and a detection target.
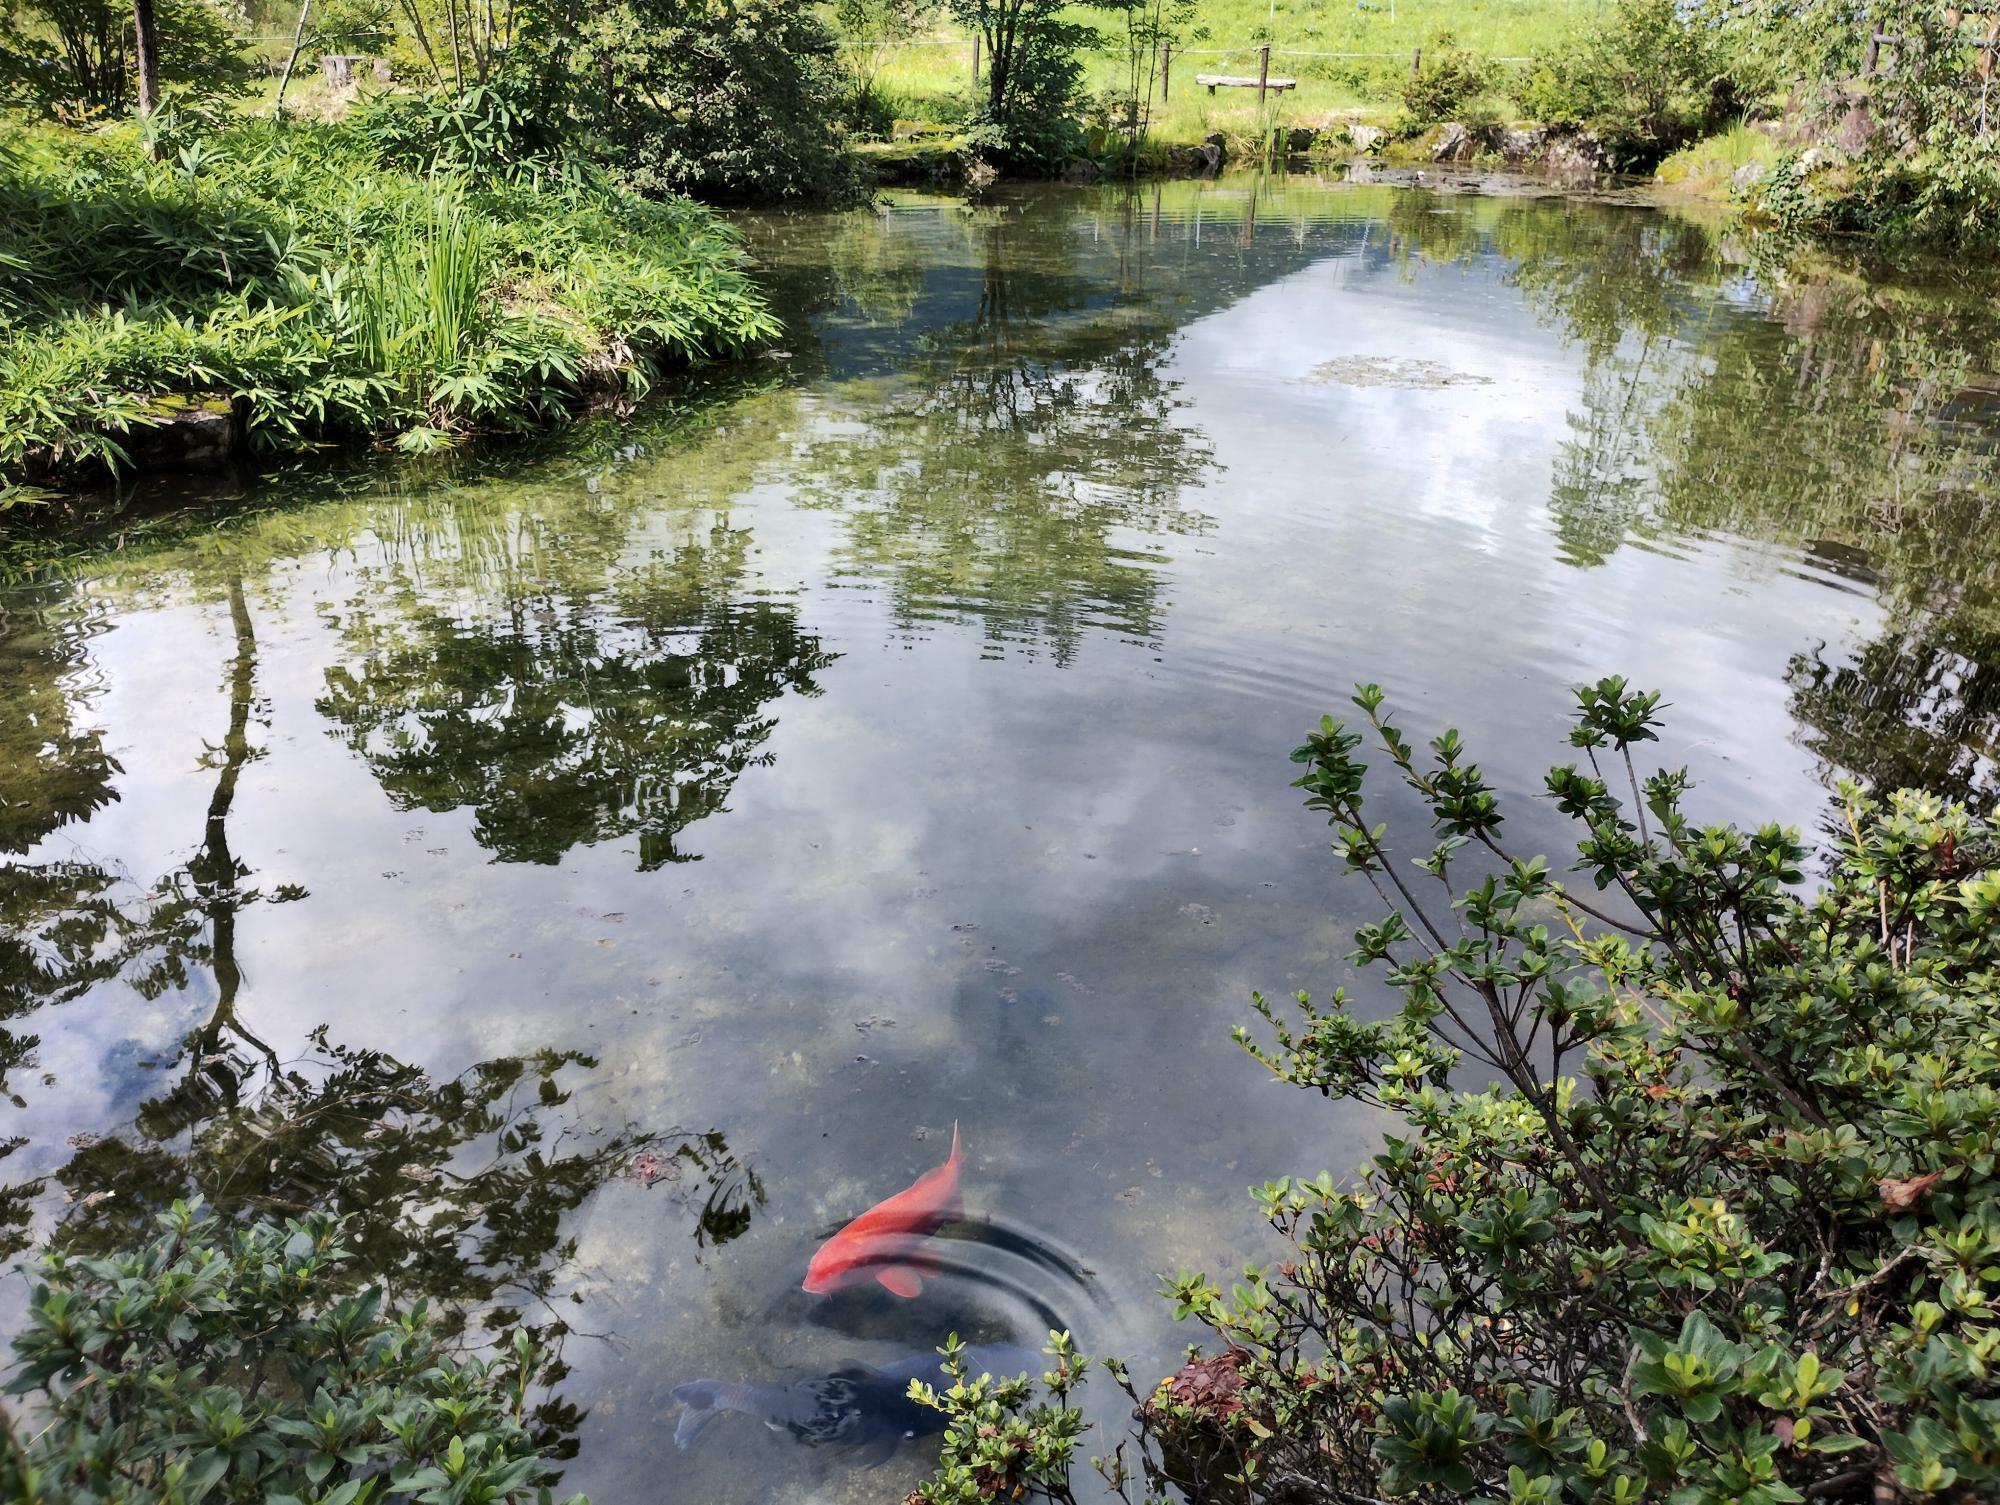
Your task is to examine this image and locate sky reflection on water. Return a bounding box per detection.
[3,172,1999,1501]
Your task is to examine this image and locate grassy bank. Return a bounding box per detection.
[869,0,1599,147]
[0,118,776,484]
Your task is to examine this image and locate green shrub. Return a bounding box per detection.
[1398,34,1491,130]
[577,0,865,204]
[349,74,589,187]
[920,677,2000,1503]
[0,1200,584,1505]
[1516,0,1746,168]
[906,1333,1096,1505]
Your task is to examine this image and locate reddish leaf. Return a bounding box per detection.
[1876,1171,1942,1210]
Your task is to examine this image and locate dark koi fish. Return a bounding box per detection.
[670,1344,1042,1463]
[802,1122,963,1298]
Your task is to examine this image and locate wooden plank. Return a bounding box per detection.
[1195,73,1299,92]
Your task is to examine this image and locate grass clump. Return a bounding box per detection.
[0,115,777,480]
[1656,120,1778,194]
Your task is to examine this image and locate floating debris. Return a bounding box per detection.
[628,1149,680,1188]
[1303,355,1493,390]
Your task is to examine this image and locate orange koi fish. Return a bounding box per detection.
[802,1123,963,1298]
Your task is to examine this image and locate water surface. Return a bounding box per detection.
[5,172,2000,1502]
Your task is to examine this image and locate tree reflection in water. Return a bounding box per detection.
[0,572,764,1459]
[792,209,1217,664]
[46,1033,761,1457]
[1492,203,2000,807]
[319,518,835,868]
[1787,623,2000,808]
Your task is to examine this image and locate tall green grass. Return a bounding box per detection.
[0,118,779,479]
[1655,120,1777,191]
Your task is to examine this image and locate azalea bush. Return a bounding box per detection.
[0,1200,584,1505]
[922,678,2000,1503]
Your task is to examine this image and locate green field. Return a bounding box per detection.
[870,0,1606,145]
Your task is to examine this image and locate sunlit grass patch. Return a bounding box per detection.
[1655,120,1779,193]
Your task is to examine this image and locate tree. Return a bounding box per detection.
[943,0,1095,161]
[0,0,252,117]
[132,0,159,113]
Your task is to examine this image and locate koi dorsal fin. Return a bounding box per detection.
[948,1120,962,1165]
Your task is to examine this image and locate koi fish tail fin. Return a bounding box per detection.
[945,1120,965,1220]
[671,1381,753,1452]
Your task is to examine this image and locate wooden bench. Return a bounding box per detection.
[1195,73,1298,94]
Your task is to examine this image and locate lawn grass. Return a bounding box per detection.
[871,0,1607,143]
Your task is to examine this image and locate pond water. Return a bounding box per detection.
[5,171,2000,1501]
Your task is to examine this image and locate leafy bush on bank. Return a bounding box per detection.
[1724,0,2000,244]
[1517,0,1745,169]
[0,116,776,478]
[917,678,2000,1503]
[1398,36,1494,132]
[0,1201,583,1504]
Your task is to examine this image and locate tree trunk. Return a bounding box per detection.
[133,0,162,115]
[273,0,313,118]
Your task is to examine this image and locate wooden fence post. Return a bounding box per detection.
[971,32,981,87]
[1411,46,1422,77]
[1160,40,1170,99]
[1257,43,1270,103]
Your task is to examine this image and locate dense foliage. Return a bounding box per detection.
[944,0,1096,164]
[0,0,253,119]
[1398,36,1492,132]
[921,679,2000,1502]
[1517,0,1743,168]
[0,117,775,477]
[578,0,861,203]
[0,1202,584,1504]
[1735,0,2000,243]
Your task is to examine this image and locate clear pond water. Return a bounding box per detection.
[4,171,2000,1502]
